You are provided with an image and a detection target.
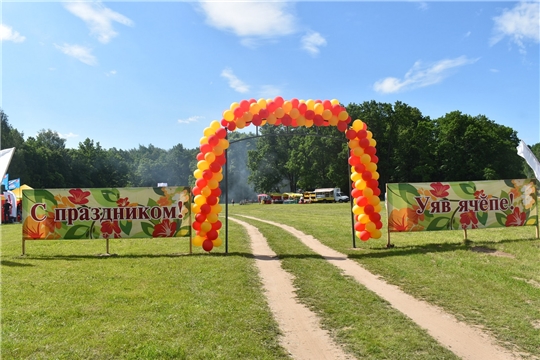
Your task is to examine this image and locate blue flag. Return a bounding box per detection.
[8,178,20,190]
[1,174,8,188]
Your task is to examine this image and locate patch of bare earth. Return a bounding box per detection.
[230,217,354,360]
[236,215,529,360]
[471,246,515,258]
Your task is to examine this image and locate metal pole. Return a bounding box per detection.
[348,156,356,248]
[225,131,229,254]
[106,239,110,255]
[22,239,25,256]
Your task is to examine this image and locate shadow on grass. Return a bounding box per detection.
[0,260,35,267]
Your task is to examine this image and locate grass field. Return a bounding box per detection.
[2,202,539,359]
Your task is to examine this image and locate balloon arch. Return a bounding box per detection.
[191,97,382,252]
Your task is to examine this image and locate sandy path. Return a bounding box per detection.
[229,217,353,360]
[235,215,524,360]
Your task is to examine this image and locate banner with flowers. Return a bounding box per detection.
[386,179,537,232]
[22,187,191,240]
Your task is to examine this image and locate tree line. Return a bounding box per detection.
[1,101,538,199]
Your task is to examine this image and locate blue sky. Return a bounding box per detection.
[1,1,539,151]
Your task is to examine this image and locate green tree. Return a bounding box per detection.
[1,108,27,181]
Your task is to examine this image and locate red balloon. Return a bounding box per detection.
[209,162,221,173]
[346,129,357,140]
[221,119,228,127]
[360,231,370,241]
[298,103,307,115]
[206,196,218,206]
[323,100,332,110]
[356,196,368,206]
[373,188,381,196]
[332,104,342,116]
[345,116,352,124]
[349,156,361,166]
[375,221,383,229]
[196,152,205,161]
[337,121,348,132]
[196,178,207,188]
[274,96,284,107]
[201,143,212,154]
[367,179,378,189]
[234,107,244,118]
[281,114,292,126]
[240,100,250,111]
[313,115,324,126]
[215,154,226,166]
[211,220,222,230]
[354,164,366,173]
[202,239,214,252]
[248,98,257,104]
[266,101,276,113]
[192,221,201,231]
[371,155,379,163]
[192,186,201,196]
[354,222,365,231]
[351,188,362,198]
[227,122,237,131]
[369,212,381,222]
[315,99,322,104]
[359,138,370,148]
[291,98,299,108]
[202,170,213,180]
[258,108,269,119]
[357,130,367,138]
[216,127,227,139]
[364,204,374,215]
[207,229,218,241]
[365,146,376,155]
[200,204,211,214]
[252,114,263,126]
[304,110,315,120]
[211,187,222,197]
[362,171,372,181]
[195,213,206,223]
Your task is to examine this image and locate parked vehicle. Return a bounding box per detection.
[313,188,349,203]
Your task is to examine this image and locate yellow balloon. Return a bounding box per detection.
[210,204,222,214]
[360,154,371,164]
[210,120,221,131]
[365,221,376,233]
[223,110,234,121]
[363,187,374,198]
[267,114,277,125]
[208,179,219,189]
[296,116,306,126]
[289,108,300,119]
[199,136,208,145]
[314,103,324,115]
[331,98,340,105]
[352,120,364,131]
[282,101,292,113]
[257,98,267,109]
[219,139,229,149]
[353,147,364,157]
[306,99,315,110]
[204,152,216,163]
[372,171,380,180]
[368,196,380,206]
[338,111,349,121]
[206,213,218,223]
[359,213,370,224]
[374,204,382,213]
[366,131,373,139]
[322,109,332,120]
[305,119,314,128]
[197,160,210,170]
[201,221,212,233]
[242,112,253,122]
[203,127,214,137]
[348,139,360,149]
[201,187,211,197]
[371,229,382,239]
[194,195,206,206]
[191,203,200,213]
[214,172,223,182]
[369,138,377,147]
[355,179,366,190]
[351,172,362,182]
[193,169,203,179]
[248,103,259,115]
[213,237,223,247]
[213,146,224,156]
[329,115,339,126]
[352,205,363,215]
[192,236,204,247]
[366,162,377,172]
[230,102,240,111]
[274,107,285,118]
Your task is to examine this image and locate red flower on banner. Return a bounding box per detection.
[68,188,91,205]
[23,217,46,239]
[101,220,121,238]
[388,208,411,232]
[429,182,450,198]
[505,207,526,227]
[117,197,130,207]
[460,211,479,229]
[152,219,177,237]
[44,211,61,233]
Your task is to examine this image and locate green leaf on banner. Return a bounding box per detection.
[495,212,507,227]
[456,182,476,197]
[426,216,450,231]
[64,225,90,239]
[119,220,132,235]
[141,222,154,237]
[153,187,165,196]
[477,212,488,226]
[101,189,120,203]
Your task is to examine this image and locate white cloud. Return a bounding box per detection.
[178,116,203,124]
[64,2,134,44]
[417,2,429,11]
[490,68,500,73]
[301,32,327,56]
[198,1,296,39]
[258,85,282,99]
[0,24,26,43]
[490,1,539,53]
[106,70,117,76]
[54,43,98,66]
[59,132,79,139]
[221,68,250,93]
[373,56,478,94]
